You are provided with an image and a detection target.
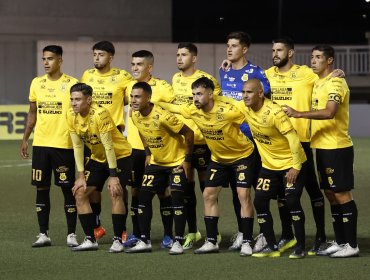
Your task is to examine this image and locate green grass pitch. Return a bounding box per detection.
[0,139,369,279]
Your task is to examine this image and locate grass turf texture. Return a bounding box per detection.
[0,139,369,280]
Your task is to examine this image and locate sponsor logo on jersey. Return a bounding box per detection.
[56,166,69,173]
[325,168,334,174]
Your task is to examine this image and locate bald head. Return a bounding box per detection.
[242,79,265,111]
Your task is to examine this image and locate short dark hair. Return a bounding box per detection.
[132,50,154,64]
[227,31,251,48]
[272,37,295,50]
[92,41,115,55]
[191,77,215,91]
[43,45,63,56]
[177,42,198,56]
[132,81,152,96]
[70,83,93,97]
[312,45,335,60]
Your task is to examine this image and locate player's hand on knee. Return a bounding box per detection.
[72,173,87,195]
[107,177,123,197]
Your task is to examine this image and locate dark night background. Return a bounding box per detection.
[172,0,370,44]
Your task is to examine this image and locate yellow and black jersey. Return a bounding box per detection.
[241,99,306,170]
[172,69,221,105]
[29,73,78,149]
[131,104,185,166]
[80,68,133,128]
[172,69,221,145]
[66,104,132,163]
[310,74,352,149]
[265,64,317,142]
[126,77,175,150]
[177,100,254,164]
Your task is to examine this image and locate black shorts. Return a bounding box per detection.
[255,165,306,200]
[128,149,146,189]
[141,164,187,194]
[192,145,211,171]
[85,156,133,192]
[316,147,354,192]
[31,146,75,188]
[204,155,255,189]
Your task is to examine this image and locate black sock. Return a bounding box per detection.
[36,188,50,234]
[286,196,306,250]
[62,188,77,234]
[204,216,219,244]
[254,197,277,249]
[171,191,186,244]
[112,214,125,240]
[340,200,358,248]
[331,204,346,244]
[311,197,326,240]
[278,198,294,240]
[90,203,101,228]
[184,181,197,233]
[78,213,96,242]
[138,190,155,243]
[241,217,254,244]
[131,195,140,237]
[159,195,173,237]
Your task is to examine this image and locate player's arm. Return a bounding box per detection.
[178,124,194,179]
[69,131,87,195]
[100,131,123,197]
[139,133,151,167]
[156,102,182,114]
[20,102,37,159]
[283,100,338,120]
[283,129,303,185]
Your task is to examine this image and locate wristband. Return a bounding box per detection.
[184,154,192,163]
[145,146,151,156]
[109,168,118,177]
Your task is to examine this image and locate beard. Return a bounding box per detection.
[273,55,289,67]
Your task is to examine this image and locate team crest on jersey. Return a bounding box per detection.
[328,177,334,185]
[216,113,224,121]
[173,175,181,183]
[59,173,67,181]
[111,76,117,82]
[238,172,245,181]
[60,84,67,91]
[290,72,297,79]
[198,158,206,166]
[241,74,249,82]
[97,79,104,84]
[286,182,294,188]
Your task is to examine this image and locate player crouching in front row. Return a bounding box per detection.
[67,83,133,253]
